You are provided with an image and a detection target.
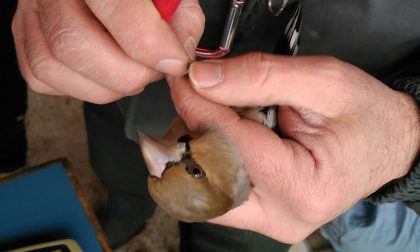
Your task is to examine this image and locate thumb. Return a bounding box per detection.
[188,53,351,117]
[170,0,205,60]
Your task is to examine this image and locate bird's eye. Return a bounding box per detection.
[186,164,206,179]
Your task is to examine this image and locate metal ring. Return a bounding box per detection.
[268,0,288,16]
[195,0,245,58]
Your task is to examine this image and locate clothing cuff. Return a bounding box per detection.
[366,76,420,204]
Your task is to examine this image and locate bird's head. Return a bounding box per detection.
[138,130,250,223]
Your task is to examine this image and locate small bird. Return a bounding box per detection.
[138,106,276,222]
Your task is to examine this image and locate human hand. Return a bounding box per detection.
[168,53,420,243]
[12,0,204,103]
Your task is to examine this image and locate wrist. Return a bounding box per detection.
[394,92,419,177]
[391,76,420,177]
[367,76,420,204]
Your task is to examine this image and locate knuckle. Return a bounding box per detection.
[90,90,122,104]
[196,8,206,29]
[131,35,160,59]
[115,76,147,95]
[48,26,90,65]
[125,86,145,96]
[245,52,272,92]
[25,55,64,95]
[29,54,59,83]
[84,0,118,18]
[184,4,205,29]
[24,72,59,95]
[315,56,347,82]
[37,3,93,66]
[28,80,51,94]
[313,56,356,106]
[110,69,159,95]
[176,0,206,25]
[171,3,205,43]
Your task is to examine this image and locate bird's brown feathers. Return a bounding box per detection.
[141,106,276,222]
[147,129,249,222]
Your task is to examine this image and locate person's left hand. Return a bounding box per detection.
[167,53,419,243]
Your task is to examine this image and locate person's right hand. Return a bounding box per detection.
[12,0,204,103]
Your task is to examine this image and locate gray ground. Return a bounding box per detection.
[25,90,179,252]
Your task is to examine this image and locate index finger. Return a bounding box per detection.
[84,0,189,76]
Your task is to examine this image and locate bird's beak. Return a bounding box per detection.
[138,131,186,179]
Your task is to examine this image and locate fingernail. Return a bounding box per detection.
[189,61,223,88]
[155,59,187,76]
[184,37,197,61]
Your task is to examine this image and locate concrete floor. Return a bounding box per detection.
[25,89,331,252]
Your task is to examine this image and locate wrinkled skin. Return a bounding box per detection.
[12,0,204,103]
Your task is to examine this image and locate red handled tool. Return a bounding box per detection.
[153,0,181,21]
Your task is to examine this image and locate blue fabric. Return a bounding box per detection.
[0,162,104,251]
[321,201,420,252]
